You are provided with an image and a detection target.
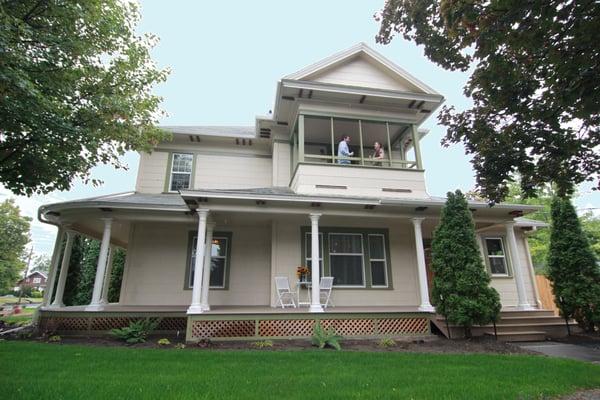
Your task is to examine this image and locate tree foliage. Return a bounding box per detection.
[547,197,600,332]
[376,1,600,202]
[0,0,170,195]
[0,199,30,291]
[51,236,125,306]
[431,190,501,337]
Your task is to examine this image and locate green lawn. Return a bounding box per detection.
[0,296,43,305]
[1,342,600,399]
[0,308,35,326]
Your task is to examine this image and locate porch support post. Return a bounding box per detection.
[50,230,75,308]
[505,222,534,310]
[411,218,434,312]
[87,218,113,310]
[99,246,115,304]
[188,209,209,314]
[42,227,65,307]
[200,221,216,311]
[309,213,323,313]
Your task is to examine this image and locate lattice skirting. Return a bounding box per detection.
[38,315,187,334]
[188,317,429,341]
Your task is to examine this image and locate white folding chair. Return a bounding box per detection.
[274,277,297,308]
[319,277,334,308]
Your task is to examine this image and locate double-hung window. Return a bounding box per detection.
[187,233,231,289]
[329,233,365,287]
[301,228,391,289]
[483,237,509,276]
[169,153,193,192]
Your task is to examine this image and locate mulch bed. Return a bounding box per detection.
[4,333,536,355]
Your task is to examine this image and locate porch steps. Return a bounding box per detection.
[431,310,578,342]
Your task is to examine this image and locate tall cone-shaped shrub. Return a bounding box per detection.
[431,190,501,337]
[548,197,600,332]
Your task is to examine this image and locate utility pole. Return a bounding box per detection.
[17,246,34,305]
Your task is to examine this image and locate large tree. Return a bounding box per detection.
[0,0,169,195]
[0,199,30,292]
[431,190,501,337]
[377,1,600,203]
[547,197,600,332]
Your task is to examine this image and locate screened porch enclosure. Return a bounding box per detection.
[291,114,423,170]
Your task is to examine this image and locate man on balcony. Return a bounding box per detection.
[337,135,354,164]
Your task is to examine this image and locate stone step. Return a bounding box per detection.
[484,331,547,342]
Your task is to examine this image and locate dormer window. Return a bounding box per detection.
[169,153,193,192]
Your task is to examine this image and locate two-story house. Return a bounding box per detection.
[38,43,561,342]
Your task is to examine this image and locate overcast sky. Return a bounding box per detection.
[1,0,598,258]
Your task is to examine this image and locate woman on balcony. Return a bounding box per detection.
[371,141,385,166]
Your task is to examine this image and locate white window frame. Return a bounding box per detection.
[367,234,388,288]
[168,153,193,192]
[32,277,41,284]
[483,237,510,277]
[304,232,324,277]
[328,232,366,288]
[188,235,229,289]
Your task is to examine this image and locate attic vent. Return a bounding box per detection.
[188,135,201,142]
[316,184,347,190]
[382,188,412,193]
[259,128,271,139]
[235,138,253,146]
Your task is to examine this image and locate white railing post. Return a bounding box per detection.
[309,213,323,313]
[42,227,65,308]
[505,222,534,310]
[49,230,75,308]
[411,218,434,312]
[200,222,216,311]
[87,218,113,310]
[188,209,209,314]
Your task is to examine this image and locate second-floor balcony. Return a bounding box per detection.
[291,114,424,171]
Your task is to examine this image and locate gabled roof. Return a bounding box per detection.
[284,42,440,95]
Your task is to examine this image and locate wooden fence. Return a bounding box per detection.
[535,275,560,315]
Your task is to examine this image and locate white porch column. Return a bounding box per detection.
[309,213,323,313]
[99,246,115,304]
[42,227,65,307]
[505,222,534,310]
[411,218,434,312]
[200,222,216,311]
[87,218,113,310]
[50,231,75,308]
[188,209,209,314]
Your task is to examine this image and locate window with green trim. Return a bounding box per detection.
[300,227,392,289]
[187,233,231,289]
[169,153,193,191]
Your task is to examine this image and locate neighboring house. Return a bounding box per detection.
[17,271,47,292]
[38,43,558,342]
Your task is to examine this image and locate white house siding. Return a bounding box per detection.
[135,151,169,193]
[290,164,429,199]
[269,215,421,307]
[119,221,271,306]
[272,141,291,186]
[194,154,272,189]
[309,56,418,92]
[482,229,538,308]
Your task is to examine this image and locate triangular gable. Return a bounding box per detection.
[284,43,439,95]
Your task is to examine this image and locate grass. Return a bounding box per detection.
[0,296,43,305]
[1,342,600,399]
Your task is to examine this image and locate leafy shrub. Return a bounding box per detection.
[30,290,42,298]
[174,343,186,350]
[111,318,161,344]
[48,335,61,342]
[312,321,342,350]
[378,338,396,348]
[251,340,274,349]
[157,338,171,346]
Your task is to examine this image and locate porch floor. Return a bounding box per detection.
[41,304,428,315]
